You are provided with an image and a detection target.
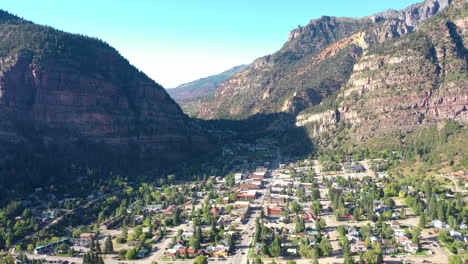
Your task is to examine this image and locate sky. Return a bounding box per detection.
[2,0,421,88]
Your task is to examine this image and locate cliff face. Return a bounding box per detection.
[199,16,369,119]
[0,11,212,164]
[297,0,467,146]
[200,0,458,121]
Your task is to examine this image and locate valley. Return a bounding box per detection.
[0,0,467,264]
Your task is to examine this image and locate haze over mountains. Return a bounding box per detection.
[167,65,248,116]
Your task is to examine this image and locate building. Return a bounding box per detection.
[343,164,365,173]
[234,201,250,209]
[34,239,70,255]
[264,205,283,216]
[163,205,178,216]
[383,245,398,254]
[405,243,418,253]
[239,183,260,190]
[80,233,97,240]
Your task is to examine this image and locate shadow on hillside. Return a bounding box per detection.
[197,112,314,157]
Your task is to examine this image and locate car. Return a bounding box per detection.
[242,252,246,255]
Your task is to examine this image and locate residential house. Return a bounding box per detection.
[383,245,398,254]
[390,221,401,229]
[396,237,411,246]
[394,229,406,237]
[163,205,178,216]
[350,242,367,253]
[405,243,418,253]
[432,219,450,229]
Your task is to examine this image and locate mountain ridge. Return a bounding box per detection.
[199,0,458,120]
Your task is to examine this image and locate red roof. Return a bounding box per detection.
[238,193,255,198]
[341,215,354,219]
[179,248,196,254]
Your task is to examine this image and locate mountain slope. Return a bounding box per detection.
[168,65,248,100]
[199,0,456,120]
[0,10,213,186]
[295,0,467,171]
[168,65,248,117]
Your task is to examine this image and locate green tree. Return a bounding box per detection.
[419,212,426,228]
[319,237,332,256]
[269,237,282,258]
[193,255,208,264]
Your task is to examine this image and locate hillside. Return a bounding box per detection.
[168,65,248,100]
[0,10,214,189]
[167,65,248,117]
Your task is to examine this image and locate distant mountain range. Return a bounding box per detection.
[167,65,248,116]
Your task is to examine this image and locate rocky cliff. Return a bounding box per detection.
[0,10,213,166]
[296,0,467,150]
[199,0,458,121]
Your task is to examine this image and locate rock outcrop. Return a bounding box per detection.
[297,0,467,144]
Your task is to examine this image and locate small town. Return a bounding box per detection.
[1,138,466,264]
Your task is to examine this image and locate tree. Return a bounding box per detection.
[167,175,176,182]
[125,248,137,260]
[193,255,208,264]
[227,235,235,253]
[295,217,305,233]
[419,212,426,228]
[269,237,282,258]
[319,237,332,257]
[448,255,464,264]
[384,198,395,208]
[104,235,114,254]
[399,208,407,219]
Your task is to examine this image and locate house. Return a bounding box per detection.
[396,237,411,246]
[340,215,354,221]
[182,230,194,240]
[432,220,450,229]
[223,197,230,204]
[80,233,97,240]
[211,207,221,216]
[459,223,467,230]
[394,229,406,237]
[383,245,398,254]
[390,221,401,229]
[350,243,367,253]
[449,229,462,240]
[405,243,418,253]
[163,205,178,216]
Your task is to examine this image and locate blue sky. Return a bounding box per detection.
[2,0,421,87]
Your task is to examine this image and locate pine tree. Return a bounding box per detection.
[419,212,426,228]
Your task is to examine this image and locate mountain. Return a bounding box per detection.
[167,65,248,117]
[0,10,214,188]
[296,0,467,150]
[198,0,467,171]
[199,0,461,120]
[168,65,248,100]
